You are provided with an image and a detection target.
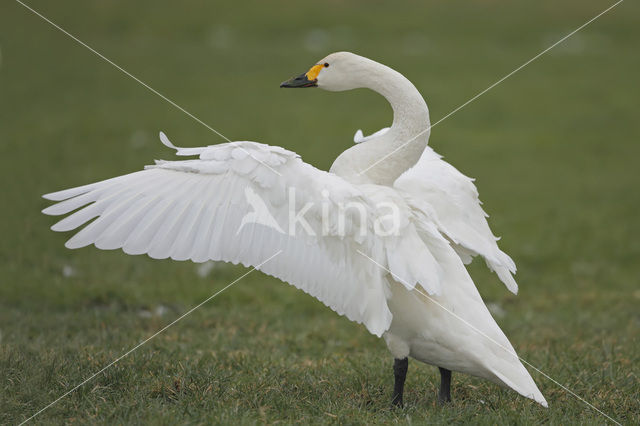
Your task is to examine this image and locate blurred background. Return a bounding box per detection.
[1,0,638,423]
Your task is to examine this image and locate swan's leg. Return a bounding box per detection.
[438,367,452,404]
[391,357,408,407]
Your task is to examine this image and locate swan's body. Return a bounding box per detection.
[43,52,546,407]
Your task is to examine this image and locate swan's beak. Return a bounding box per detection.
[280,64,323,88]
[280,72,317,88]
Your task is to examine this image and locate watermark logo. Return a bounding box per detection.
[238,187,284,234]
[238,186,402,238]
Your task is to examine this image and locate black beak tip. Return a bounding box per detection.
[280,72,317,88]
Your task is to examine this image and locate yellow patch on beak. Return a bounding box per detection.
[305,64,324,82]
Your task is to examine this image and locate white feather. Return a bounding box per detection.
[396,146,519,294]
[44,139,433,337]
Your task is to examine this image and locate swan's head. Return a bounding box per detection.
[280,52,373,92]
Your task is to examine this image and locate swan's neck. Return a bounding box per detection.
[356,61,431,183]
[368,65,431,141]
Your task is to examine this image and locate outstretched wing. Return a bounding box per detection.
[43,134,441,336]
[394,146,518,294]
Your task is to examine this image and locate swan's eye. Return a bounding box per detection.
[324,63,330,68]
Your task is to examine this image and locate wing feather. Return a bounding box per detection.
[44,138,412,336]
[395,146,519,294]
[44,134,498,335]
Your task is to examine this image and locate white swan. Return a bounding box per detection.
[42,52,546,408]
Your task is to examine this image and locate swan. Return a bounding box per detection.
[42,51,547,408]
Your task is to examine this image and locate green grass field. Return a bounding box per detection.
[1,0,639,424]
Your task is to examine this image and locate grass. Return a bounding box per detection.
[1,0,639,424]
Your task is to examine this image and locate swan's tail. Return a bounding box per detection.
[490,359,548,407]
[477,330,547,407]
